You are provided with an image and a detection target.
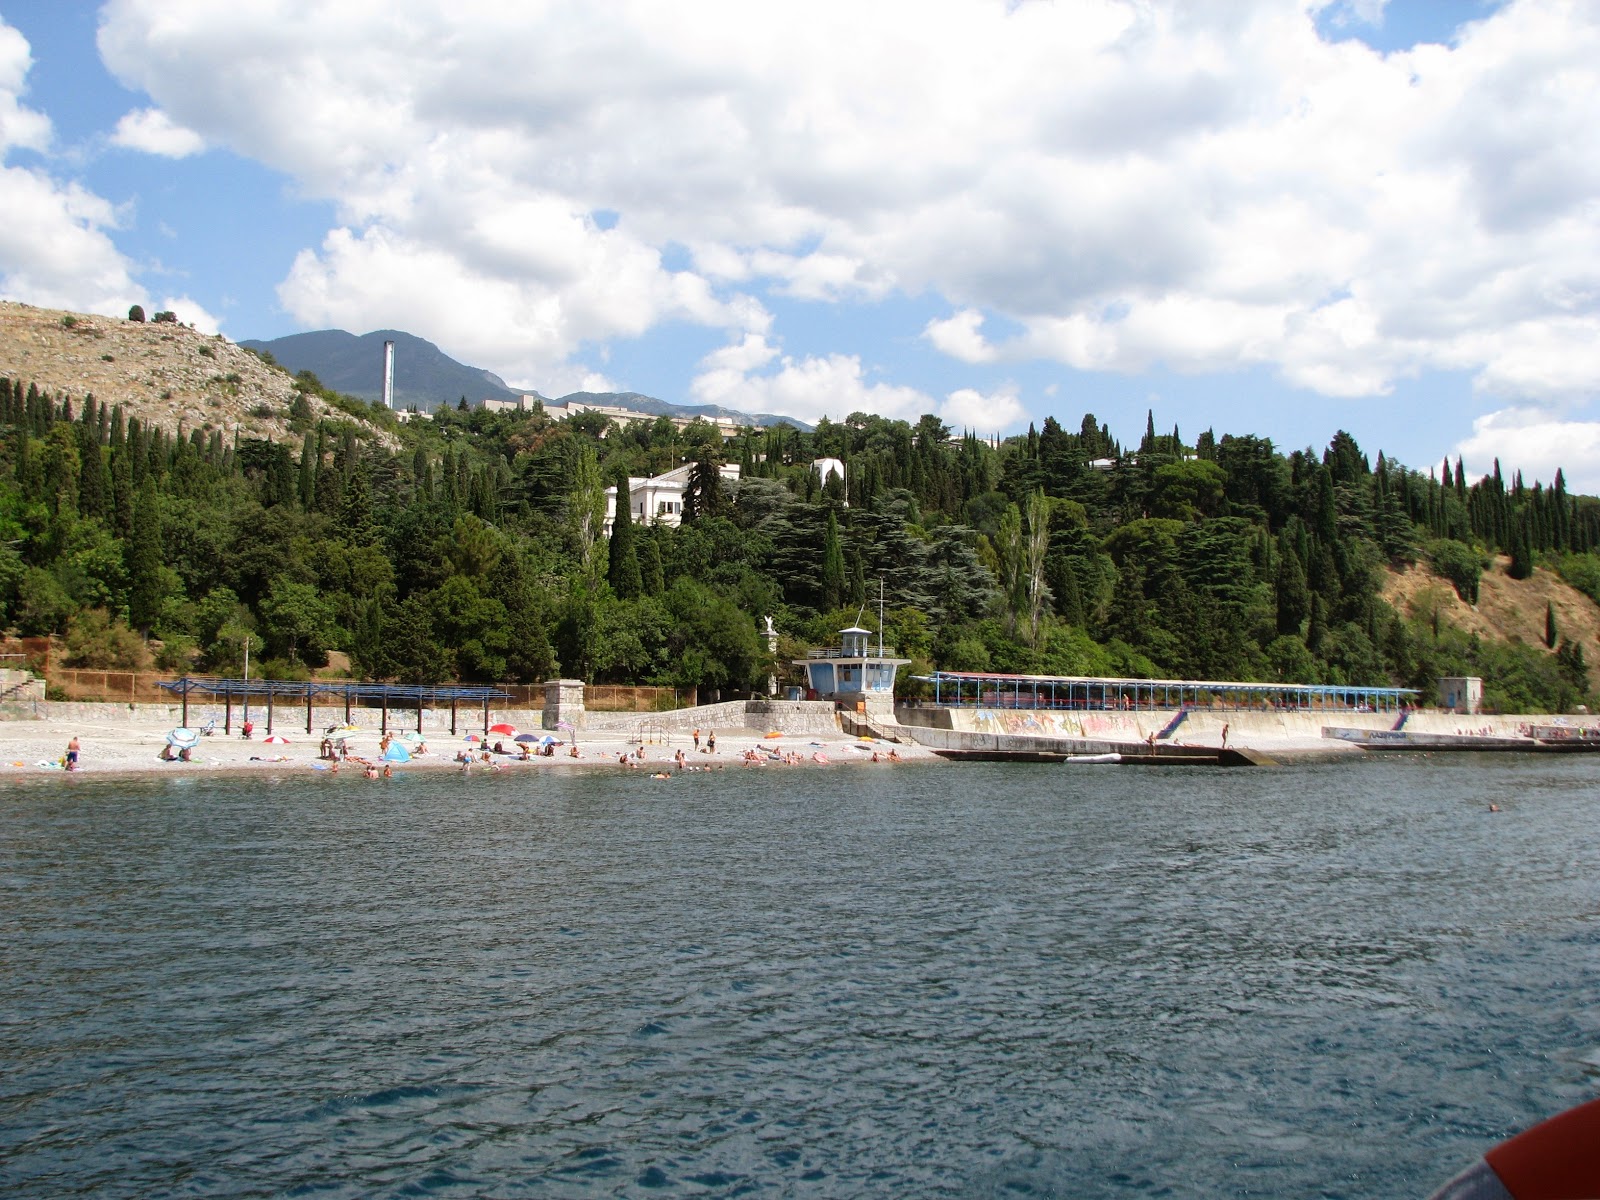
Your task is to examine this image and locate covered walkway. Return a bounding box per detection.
[154,678,512,736]
[922,672,1416,713]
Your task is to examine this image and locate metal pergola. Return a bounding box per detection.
[921,672,1417,713]
[154,678,513,737]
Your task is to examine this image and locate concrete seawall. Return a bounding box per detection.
[889,704,1571,763]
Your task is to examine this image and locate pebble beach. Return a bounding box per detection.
[0,711,941,780]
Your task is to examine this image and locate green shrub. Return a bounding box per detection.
[1428,538,1485,604]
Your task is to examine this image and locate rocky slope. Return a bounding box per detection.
[1384,556,1600,691]
[0,301,345,443]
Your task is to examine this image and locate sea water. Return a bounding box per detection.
[2,756,1598,1198]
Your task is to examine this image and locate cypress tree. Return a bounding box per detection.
[1545,601,1558,650]
[298,436,317,509]
[1275,542,1310,636]
[127,478,164,632]
[606,467,642,600]
[639,532,665,596]
[821,509,845,612]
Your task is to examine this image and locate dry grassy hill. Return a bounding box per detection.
[1384,556,1600,691]
[0,300,352,444]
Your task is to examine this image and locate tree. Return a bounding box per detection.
[1545,600,1559,650]
[607,467,643,599]
[259,576,337,666]
[126,478,164,632]
[820,509,845,612]
[1274,541,1310,636]
[127,304,146,323]
[682,453,725,523]
[569,443,606,577]
[1025,490,1051,645]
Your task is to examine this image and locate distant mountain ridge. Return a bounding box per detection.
[240,330,521,412]
[242,329,808,430]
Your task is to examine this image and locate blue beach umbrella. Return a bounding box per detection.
[167,728,201,749]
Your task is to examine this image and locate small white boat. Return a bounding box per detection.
[1063,752,1121,764]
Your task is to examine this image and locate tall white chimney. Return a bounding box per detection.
[382,339,396,409]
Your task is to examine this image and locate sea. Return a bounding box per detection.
[2,755,1598,1198]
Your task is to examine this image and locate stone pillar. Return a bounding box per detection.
[543,678,586,731]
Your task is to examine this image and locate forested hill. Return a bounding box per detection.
[3,304,1600,714]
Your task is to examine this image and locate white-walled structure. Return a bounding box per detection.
[603,462,742,533]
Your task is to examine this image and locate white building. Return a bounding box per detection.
[603,462,742,533]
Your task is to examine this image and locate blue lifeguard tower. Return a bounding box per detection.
[796,626,909,716]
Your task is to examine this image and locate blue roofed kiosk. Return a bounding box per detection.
[796,626,911,718]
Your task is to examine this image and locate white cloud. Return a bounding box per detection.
[160,295,222,335]
[1455,407,1600,495]
[90,0,1600,411]
[111,107,204,157]
[690,333,1023,433]
[0,22,49,154]
[691,347,933,426]
[0,165,139,315]
[940,385,1026,435]
[923,310,997,365]
[0,20,143,317]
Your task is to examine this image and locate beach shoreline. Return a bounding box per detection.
[0,710,943,781]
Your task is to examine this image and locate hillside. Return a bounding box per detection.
[1384,557,1600,691]
[241,329,522,411]
[0,301,347,444]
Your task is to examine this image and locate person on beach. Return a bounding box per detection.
[364,763,379,780]
[382,763,393,778]
[1220,723,1229,749]
[707,731,716,753]
[568,745,580,758]
[693,728,700,750]
[241,719,254,740]
[65,736,80,771]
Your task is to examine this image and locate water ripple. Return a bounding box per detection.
[2,757,1598,1196]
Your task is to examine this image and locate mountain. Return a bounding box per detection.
[240,329,521,411]
[241,330,810,429]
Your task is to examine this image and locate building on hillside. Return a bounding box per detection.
[543,398,744,439]
[603,462,742,533]
[813,457,845,490]
[1439,676,1483,714]
[477,395,542,414]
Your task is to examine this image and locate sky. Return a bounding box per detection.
[1,0,1598,490]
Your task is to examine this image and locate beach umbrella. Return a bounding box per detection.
[263,734,290,745]
[382,742,412,763]
[514,733,538,744]
[489,722,518,736]
[537,733,557,745]
[463,733,481,743]
[167,728,201,749]
[396,730,425,744]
